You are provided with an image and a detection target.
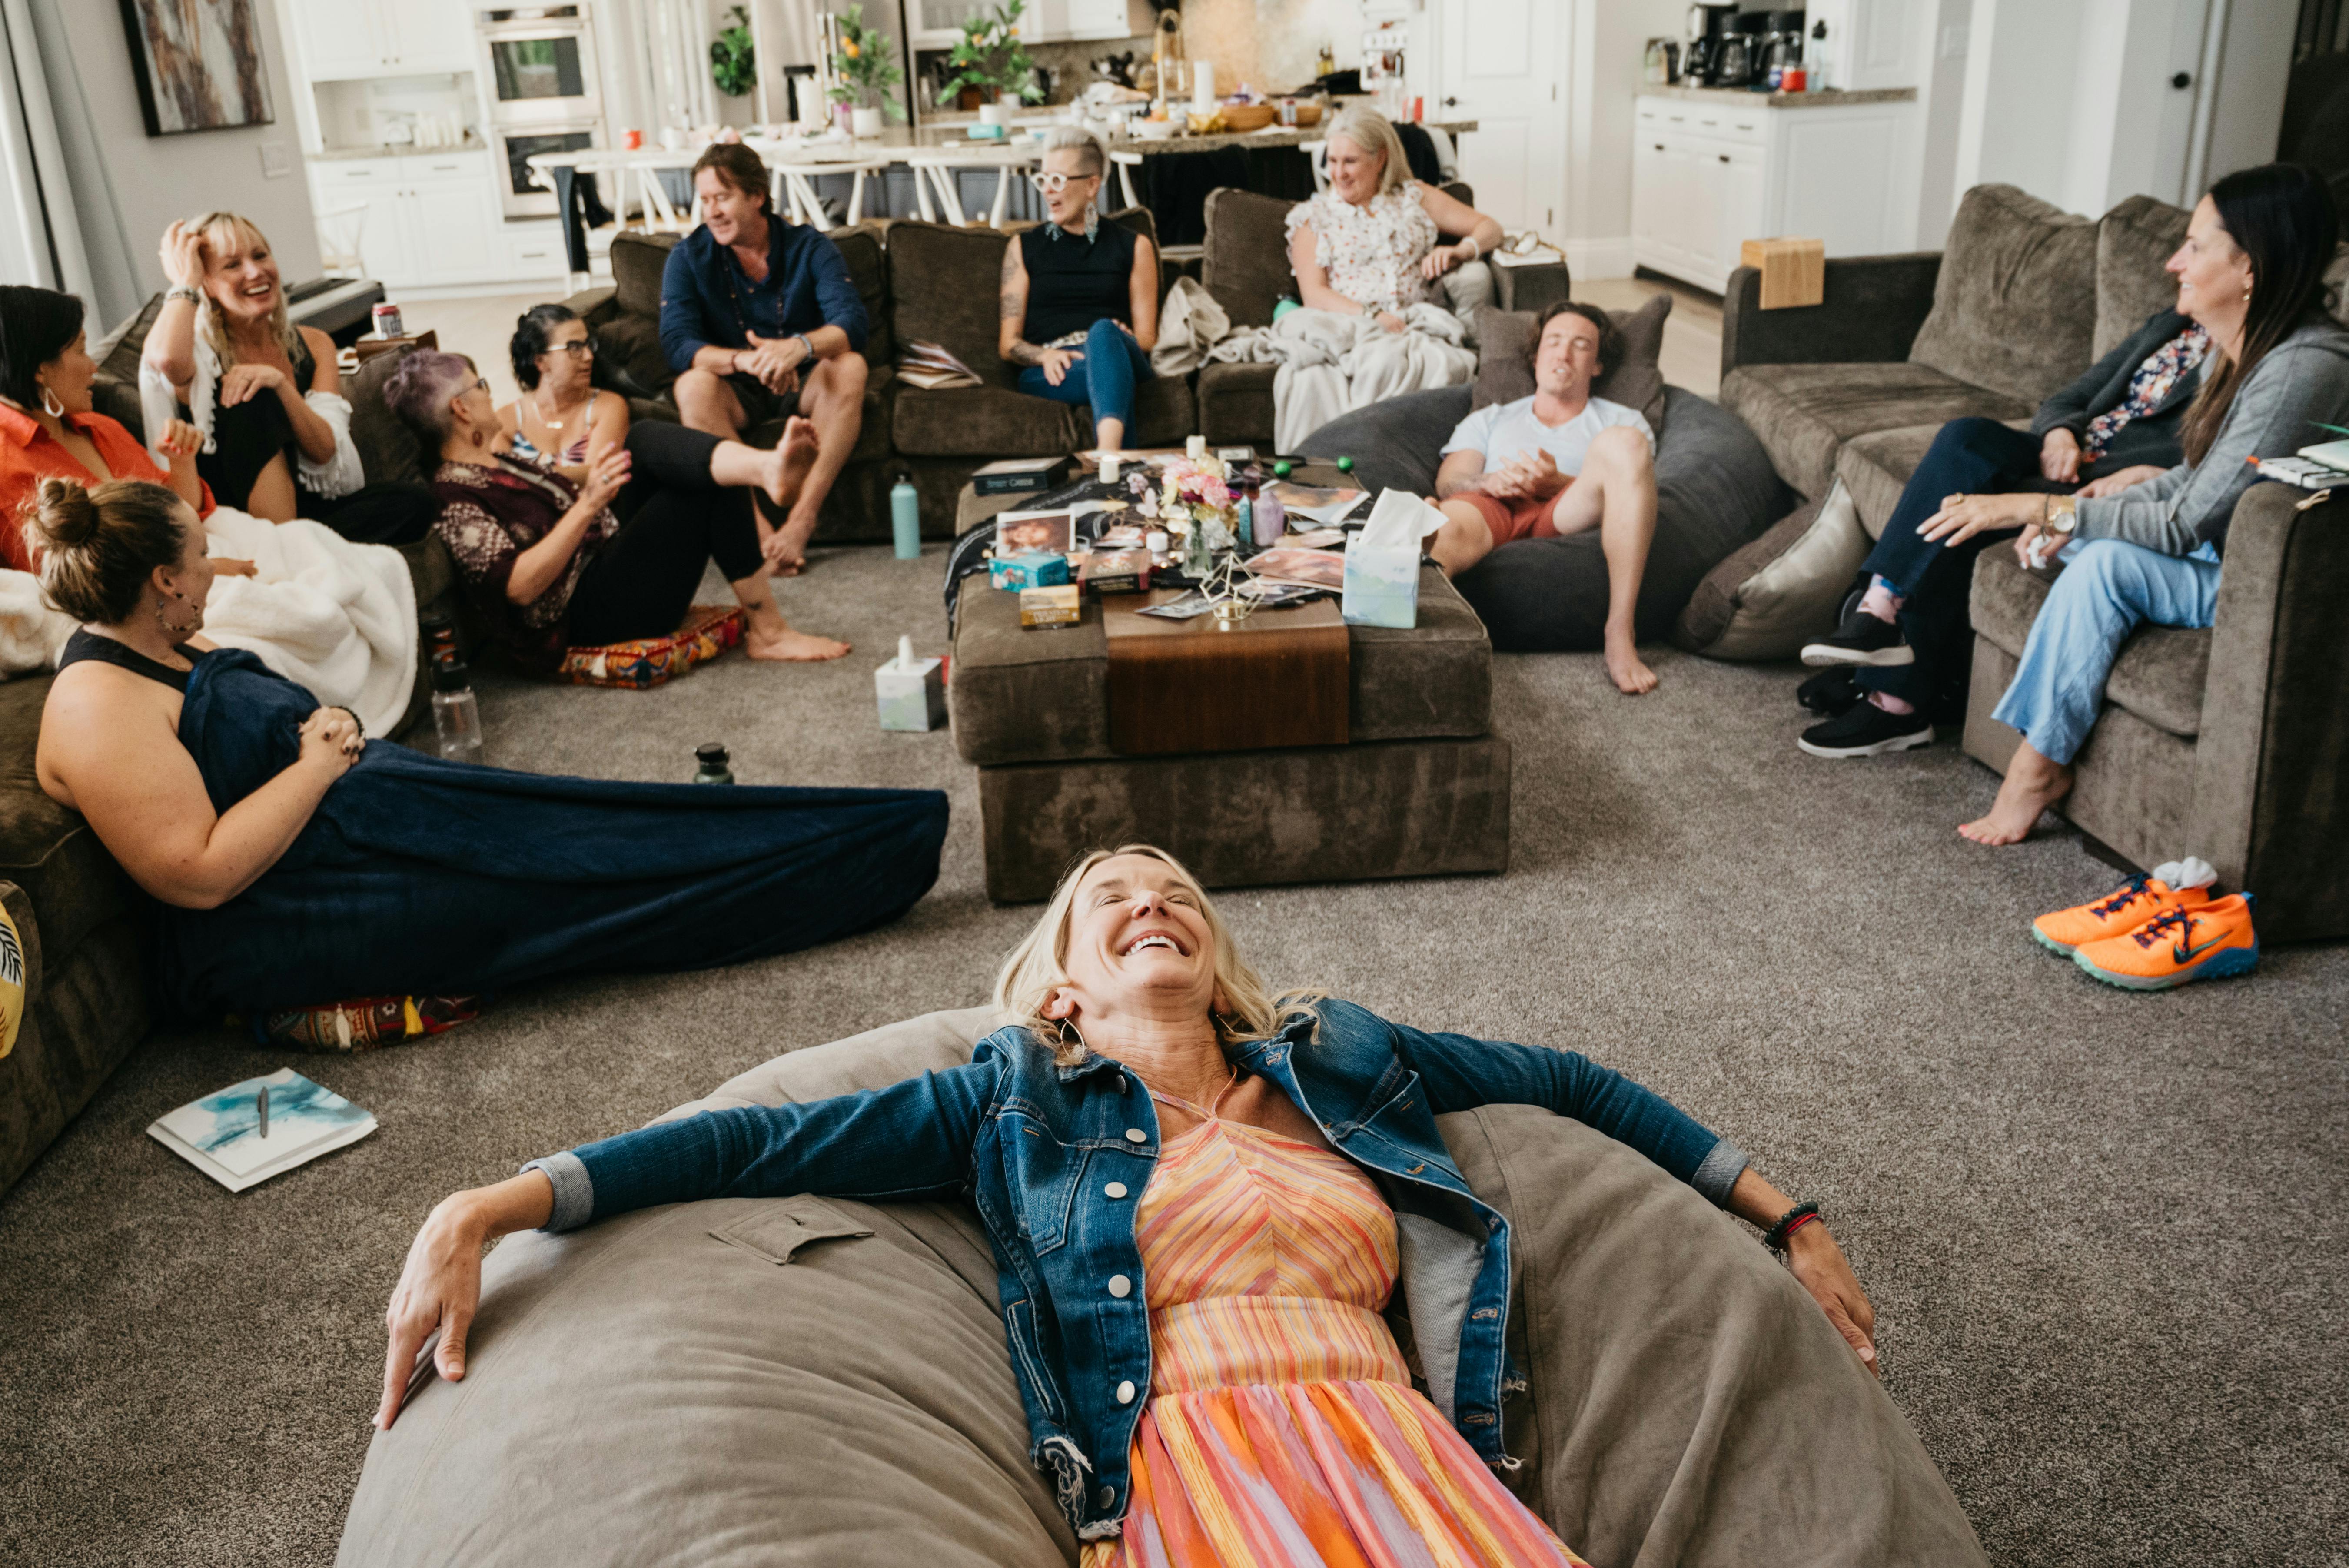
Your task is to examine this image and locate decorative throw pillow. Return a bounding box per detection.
[258,994,485,1052]
[346,344,428,487]
[1470,292,1671,430]
[1672,479,1871,661]
[562,604,745,688]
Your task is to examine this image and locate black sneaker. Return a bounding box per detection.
[1796,666,1864,716]
[1800,606,1913,667]
[1797,701,1934,758]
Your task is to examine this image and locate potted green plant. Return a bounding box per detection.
[828,5,905,139]
[935,0,1045,126]
[709,5,755,99]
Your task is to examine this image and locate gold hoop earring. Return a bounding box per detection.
[39,384,64,419]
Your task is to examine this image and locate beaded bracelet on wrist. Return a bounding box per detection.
[1762,1200,1821,1252]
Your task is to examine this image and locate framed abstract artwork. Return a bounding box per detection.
[116,0,276,136]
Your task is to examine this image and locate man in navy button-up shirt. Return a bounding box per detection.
[663,142,869,576]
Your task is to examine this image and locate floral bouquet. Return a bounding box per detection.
[1129,458,1236,565]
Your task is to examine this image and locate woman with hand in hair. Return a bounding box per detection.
[498,304,628,487]
[26,473,945,1025]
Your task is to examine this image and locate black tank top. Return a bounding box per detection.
[1019,219,1138,345]
[57,627,194,691]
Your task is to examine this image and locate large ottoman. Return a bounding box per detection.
[949,566,1509,903]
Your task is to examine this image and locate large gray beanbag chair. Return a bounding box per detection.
[1307,386,1791,653]
[338,1010,1988,1568]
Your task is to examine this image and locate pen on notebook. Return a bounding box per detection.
[258,1085,269,1140]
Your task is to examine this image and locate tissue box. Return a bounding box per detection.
[1020,584,1083,628]
[1341,545,1420,629]
[875,654,947,732]
[991,551,1070,591]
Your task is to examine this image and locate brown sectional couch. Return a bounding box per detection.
[1720,183,2349,939]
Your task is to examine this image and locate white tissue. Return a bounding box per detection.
[1356,489,1448,551]
[2152,856,2218,890]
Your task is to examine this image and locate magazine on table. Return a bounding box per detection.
[147,1068,375,1193]
[897,339,983,390]
[1245,546,1347,590]
[1265,482,1368,525]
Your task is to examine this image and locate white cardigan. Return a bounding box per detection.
[138,333,366,500]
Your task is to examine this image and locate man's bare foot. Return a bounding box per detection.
[763,416,820,510]
[1604,636,1658,695]
[1959,747,2072,844]
[744,625,850,662]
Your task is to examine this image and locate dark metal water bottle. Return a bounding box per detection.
[692,742,735,784]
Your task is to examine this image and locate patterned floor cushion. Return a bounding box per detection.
[560,605,744,689]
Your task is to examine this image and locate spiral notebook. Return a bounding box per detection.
[147,1068,375,1193]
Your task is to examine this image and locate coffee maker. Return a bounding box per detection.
[1683,4,1738,86]
[1762,10,1806,89]
[1713,12,1769,88]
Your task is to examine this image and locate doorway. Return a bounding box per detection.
[1432,0,1563,239]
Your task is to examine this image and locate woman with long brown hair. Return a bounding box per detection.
[1904,163,2347,844]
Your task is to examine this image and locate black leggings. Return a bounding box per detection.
[562,421,767,647]
[198,395,436,545]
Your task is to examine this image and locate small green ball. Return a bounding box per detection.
[1272,460,1293,479]
[1336,455,1354,473]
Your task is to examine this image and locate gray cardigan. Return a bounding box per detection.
[2075,315,2349,555]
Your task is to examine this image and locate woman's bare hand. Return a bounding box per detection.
[2038,428,2082,483]
[297,707,362,775]
[377,1198,489,1429]
[2079,463,2167,499]
[159,221,208,289]
[2012,521,2055,569]
[1787,1224,1879,1377]
[1421,242,1468,281]
[1918,490,2037,546]
[219,363,287,407]
[1372,310,1407,334]
[156,418,204,460]
[1037,345,1082,387]
[576,448,632,513]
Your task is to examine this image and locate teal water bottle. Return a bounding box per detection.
[890,474,920,560]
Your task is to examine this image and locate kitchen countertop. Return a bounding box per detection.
[1639,83,1917,108]
[311,143,489,161]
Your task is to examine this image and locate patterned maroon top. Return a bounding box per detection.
[430,453,617,672]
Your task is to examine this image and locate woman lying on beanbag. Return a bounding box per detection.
[379,844,1882,1563]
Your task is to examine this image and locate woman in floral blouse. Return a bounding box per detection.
[385,351,848,671]
[1285,106,1504,335]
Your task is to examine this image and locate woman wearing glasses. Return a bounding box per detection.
[999,128,1160,452]
[500,305,627,487]
[389,349,848,669]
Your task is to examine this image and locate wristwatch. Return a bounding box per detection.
[2044,495,2079,535]
[1360,301,1383,322]
[165,285,201,305]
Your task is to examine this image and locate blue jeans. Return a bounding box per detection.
[1991,537,2222,765]
[1017,318,1153,439]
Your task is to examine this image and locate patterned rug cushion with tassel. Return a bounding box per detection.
[561,605,745,688]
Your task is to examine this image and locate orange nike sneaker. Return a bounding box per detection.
[2032,873,2215,957]
[2072,894,2259,990]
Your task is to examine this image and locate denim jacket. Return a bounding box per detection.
[528,999,1749,1540]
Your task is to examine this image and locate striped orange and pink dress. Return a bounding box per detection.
[1081,1093,1588,1568]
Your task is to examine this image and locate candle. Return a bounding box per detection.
[1099,454,1120,485]
[1192,61,1215,115]
[1186,434,1207,460]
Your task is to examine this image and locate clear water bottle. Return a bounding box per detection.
[693,742,735,784]
[429,655,484,765]
[890,474,920,560]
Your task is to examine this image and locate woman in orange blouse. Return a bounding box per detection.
[0,285,216,573]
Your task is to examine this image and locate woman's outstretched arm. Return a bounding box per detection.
[377,1169,555,1428]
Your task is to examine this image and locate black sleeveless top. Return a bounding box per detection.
[1019,220,1138,345]
[57,627,194,691]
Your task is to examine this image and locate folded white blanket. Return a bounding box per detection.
[0,508,417,734]
[1209,305,1477,453]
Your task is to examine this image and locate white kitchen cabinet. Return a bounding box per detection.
[1630,93,1918,293]
[286,0,472,81]
[309,155,504,288]
[907,0,999,50]
[1026,0,1153,41]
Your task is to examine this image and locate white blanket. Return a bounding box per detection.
[0,508,417,734]
[1208,304,1477,454]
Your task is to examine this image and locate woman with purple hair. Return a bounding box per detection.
[384,351,847,669]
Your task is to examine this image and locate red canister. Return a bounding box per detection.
[370,302,404,339]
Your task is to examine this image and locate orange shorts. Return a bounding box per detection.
[1452,491,1559,546]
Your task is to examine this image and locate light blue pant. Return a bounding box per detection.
[1991,537,2222,766]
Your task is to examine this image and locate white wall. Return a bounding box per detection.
[1912,0,1973,249]
[31,0,316,324]
[1553,0,1682,278]
[2201,0,2293,186]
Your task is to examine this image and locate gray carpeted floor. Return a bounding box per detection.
[1,544,2339,1568]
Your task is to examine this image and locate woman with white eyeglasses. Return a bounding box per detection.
[500,304,628,488]
[998,127,1161,451]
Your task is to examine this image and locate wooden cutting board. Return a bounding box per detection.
[1102,591,1349,755]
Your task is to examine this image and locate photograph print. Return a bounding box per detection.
[118,0,275,136]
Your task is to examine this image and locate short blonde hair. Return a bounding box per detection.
[1323,107,1410,197]
[1037,125,1107,179]
[185,212,301,366]
[993,844,1321,1067]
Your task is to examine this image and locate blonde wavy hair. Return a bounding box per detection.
[1322,106,1411,198]
[993,844,1321,1067]
[185,212,301,369]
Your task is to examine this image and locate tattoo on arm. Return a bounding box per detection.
[1007,340,1048,367]
[999,244,1026,322]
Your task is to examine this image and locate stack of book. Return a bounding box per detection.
[897,339,983,390]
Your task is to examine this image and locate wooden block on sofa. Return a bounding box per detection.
[1738,237,1826,310]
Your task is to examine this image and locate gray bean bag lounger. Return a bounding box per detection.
[1304,386,1792,652]
[338,1008,1987,1568]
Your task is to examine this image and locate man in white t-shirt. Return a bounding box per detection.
[1431,302,1659,694]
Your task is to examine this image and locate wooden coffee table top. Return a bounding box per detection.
[955,457,1363,535]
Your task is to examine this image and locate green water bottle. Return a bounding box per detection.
[891,474,920,560]
[692,742,735,785]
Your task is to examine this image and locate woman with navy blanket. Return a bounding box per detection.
[998,128,1161,452]
[25,475,946,1021]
